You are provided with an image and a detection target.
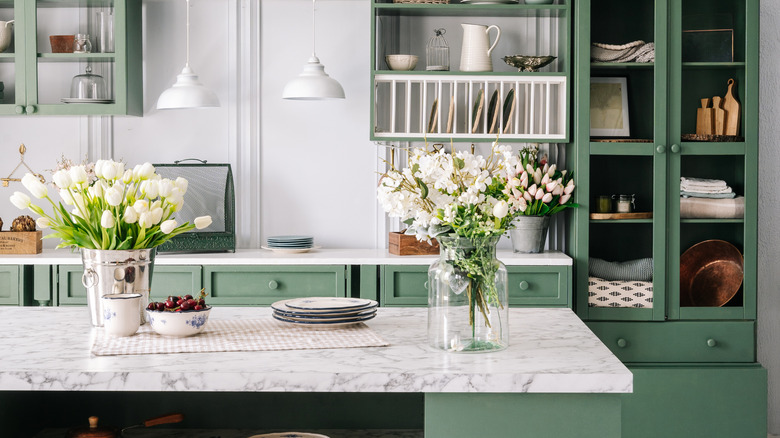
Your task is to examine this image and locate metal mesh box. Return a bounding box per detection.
[153,160,235,253]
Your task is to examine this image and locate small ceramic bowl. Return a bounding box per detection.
[386,54,418,71]
[146,306,212,337]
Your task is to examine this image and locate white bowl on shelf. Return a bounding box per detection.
[146,306,212,337]
[386,54,418,71]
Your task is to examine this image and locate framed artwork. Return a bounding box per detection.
[590,77,630,137]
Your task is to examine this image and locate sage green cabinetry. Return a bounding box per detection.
[0,0,141,116]
[380,264,570,307]
[0,265,24,305]
[573,0,763,435]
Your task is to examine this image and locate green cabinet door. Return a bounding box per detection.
[204,265,347,306]
[1,0,142,116]
[0,265,21,305]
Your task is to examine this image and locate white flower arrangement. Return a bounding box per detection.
[11,159,212,250]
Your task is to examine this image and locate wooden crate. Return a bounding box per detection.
[0,231,42,254]
[388,231,439,256]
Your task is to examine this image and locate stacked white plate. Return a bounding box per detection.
[262,235,319,253]
[271,297,378,327]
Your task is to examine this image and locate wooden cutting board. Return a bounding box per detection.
[590,212,653,220]
[696,98,713,135]
[723,78,741,136]
[712,96,726,135]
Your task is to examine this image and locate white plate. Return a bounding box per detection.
[61,98,115,104]
[261,245,320,254]
[284,297,374,311]
[272,312,376,327]
[248,433,330,438]
[271,299,378,316]
[273,309,376,322]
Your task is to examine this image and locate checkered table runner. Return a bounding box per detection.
[91,318,390,356]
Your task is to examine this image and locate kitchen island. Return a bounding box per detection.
[0,306,630,437]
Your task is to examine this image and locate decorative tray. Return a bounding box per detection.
[681,134,744,142]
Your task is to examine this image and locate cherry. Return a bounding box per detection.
[184,294,193,300]
[194,304,203,311]
[156,302,165,311]
[164,299,175,309]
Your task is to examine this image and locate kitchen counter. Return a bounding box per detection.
[0,248,573,266]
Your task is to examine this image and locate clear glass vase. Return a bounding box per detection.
[428,235,508,352]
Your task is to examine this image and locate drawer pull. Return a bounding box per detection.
[616,338,627,348]
[268,280,279,290]
[707,338,717,347]
[518,281,529,290]
[424,281,428,289]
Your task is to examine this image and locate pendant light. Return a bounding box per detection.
[282,0,345,100]
[157,0,220,109]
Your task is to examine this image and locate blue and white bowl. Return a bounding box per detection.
[145,306,212,337]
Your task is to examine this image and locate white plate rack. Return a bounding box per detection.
[373,74,567,141]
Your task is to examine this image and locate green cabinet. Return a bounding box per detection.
[380,264,570,307]
[0,0,141,116]
[0,265,22,305]
[204,265,348,305]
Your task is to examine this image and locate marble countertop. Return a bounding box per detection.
[0,248,572,266]
[0,307,630,394]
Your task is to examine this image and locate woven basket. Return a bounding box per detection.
[394,0,449,4]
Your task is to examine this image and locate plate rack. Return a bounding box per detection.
[373,74,567,141]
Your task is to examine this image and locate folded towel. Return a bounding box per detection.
[591,41,655,63]
[589,257,654,282]
[680,177,729,190]
[680,196,744,218]
[680,191,737,199]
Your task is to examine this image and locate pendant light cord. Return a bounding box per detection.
[185,0,191,68]
[311,0,317,57]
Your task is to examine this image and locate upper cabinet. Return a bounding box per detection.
[573,0,758,322]
[0,0,141,116]
[370,0,570,143]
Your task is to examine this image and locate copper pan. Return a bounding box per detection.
[680,239,744,307]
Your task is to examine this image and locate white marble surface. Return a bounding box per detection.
[0,248,572,266]
[0,307,630,394]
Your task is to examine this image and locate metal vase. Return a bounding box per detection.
[80,248,156,327]
[509,216,550,253]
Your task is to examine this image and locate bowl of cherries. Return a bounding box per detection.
[145,289,212,337]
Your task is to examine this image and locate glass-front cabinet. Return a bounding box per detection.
[575,0,757,323]
[0,0,141,116]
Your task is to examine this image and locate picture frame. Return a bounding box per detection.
[590,77,630,137]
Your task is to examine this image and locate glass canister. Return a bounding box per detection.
[74,33,92,53]
[428,234,508,352]
[613,194,636,213]
[426,28,449,71]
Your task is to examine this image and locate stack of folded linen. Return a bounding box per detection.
[680,177,735,198]
[679,177,743,219]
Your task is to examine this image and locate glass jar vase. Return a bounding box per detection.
[428,234,508,352]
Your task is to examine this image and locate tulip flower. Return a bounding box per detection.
[52,170,72,190]
[541,173,550,186]
[493,200,509,219]
[533,168,543,185]
[101,161,118,180]
[546,181,558,192]
[133,199,149,214]
[138,211,153,229]
[104,186,123,207]
[101,210,115,228]
[564,182,575,195]
[523,191,533,202]
[141,180,159,199]
[175,177,189,194]
[535,189,545,200]
[158,179,174,198]
[150,207,164,225]
[552,185,564,196]
[160,219,177,234]
[541,193,553,203]
[547,164,557,177]
[560,194,571,205]
[528,184,538,197]
[122,169,133,184]
[36,217,51,229]
[123,206,138,224]
[138,163,155,180]
[69,165,89,187]
[10,191,31,210]
[194,216,213,230]
[22,174,47,199]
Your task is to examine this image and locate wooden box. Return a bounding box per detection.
[388,231,440,256]
[0,231,42,254]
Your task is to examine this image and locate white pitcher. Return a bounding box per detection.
[0,20,13,53]
[460,23,501,72]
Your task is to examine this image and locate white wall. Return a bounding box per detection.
[0,0,778,431]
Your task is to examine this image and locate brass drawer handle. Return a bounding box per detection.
[518,281,529,290]
[268,280,279,290]
[616,338,628,348]
[707,338,717,347]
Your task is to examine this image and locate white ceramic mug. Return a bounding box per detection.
[101,293,141,337]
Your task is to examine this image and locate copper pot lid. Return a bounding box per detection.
[66,416,118,438]
[680,239,744,307]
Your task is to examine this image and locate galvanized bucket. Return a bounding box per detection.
[80,248,156,327]
[509,216,550,253]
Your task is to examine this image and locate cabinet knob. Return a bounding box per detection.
[25,105,36,114]
[15,105,24,114]
[616,338,628,348]
[670,144,680,153]
[707,338,717,347]
[656,145,666,154]
[518,281,529,290]
[268,280,278,290]
[424,281,428,289]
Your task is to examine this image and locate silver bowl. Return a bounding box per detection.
[502,55,556,72]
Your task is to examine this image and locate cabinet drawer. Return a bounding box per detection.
[0,266,21,305]
[587,321,755,363]
[204,265,346,305]
[381,265,570,307]
[58,265,86,305]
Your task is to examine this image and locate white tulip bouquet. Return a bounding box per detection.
[10,159,212,250]
[505,145,576,217]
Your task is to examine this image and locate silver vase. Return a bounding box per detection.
[509,216,550,253]
[80,248,156,327]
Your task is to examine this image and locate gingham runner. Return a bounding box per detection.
[91,318,389,356]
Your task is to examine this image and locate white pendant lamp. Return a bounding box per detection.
[157,0,220,109]
[282,0,345,100]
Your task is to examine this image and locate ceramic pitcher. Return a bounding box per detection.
[460,23,501,72]
[0,20,13,53]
